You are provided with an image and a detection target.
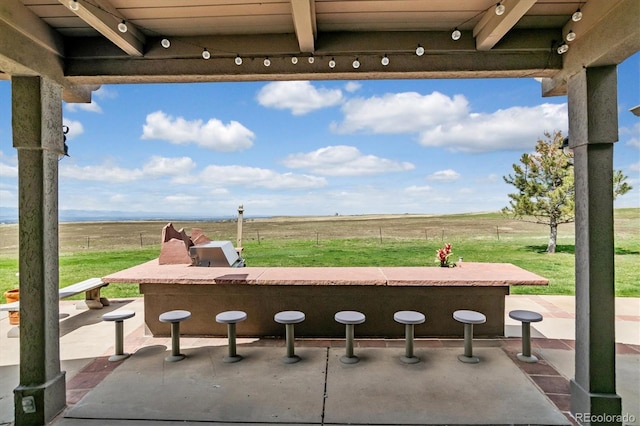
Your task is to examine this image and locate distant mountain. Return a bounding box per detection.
[0,207,235,223]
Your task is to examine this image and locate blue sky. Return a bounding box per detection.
[0,53,638,218]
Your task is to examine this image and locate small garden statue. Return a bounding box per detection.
[435,243,456,267]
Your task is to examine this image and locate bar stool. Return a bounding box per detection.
[509,309,543,363]
[159,310,191,362]
[274,310,305,363]
[334,311,366,364]
[102,310,135,362]
[215,310,247,363]
[394,311,426,364]
[453,310,486,363]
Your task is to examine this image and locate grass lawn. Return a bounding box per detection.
[0,209,638,299]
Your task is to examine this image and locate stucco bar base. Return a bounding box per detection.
[141,283,508,338]
[104,261,548,338]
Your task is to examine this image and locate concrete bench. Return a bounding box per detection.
[1,278,109,337]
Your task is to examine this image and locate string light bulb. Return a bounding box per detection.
[161,38,170,48]
[572,9,583,22]
[415,44,425,56]
[263,57,271,67]
[234,55,243,65]
[202,48,210,59]
[328,58,336,69]
[451,28,462,41]
[69,0,79,11]
[117,20,128,33]
[557,42,569,54]
[352,57,360,69]
[291,56,298,64]
[381,54,390,66]
[495,2,505,15]
[308,56,315,64]
[565,30,576,42]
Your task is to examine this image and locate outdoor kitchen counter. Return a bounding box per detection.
[103,261,547,337]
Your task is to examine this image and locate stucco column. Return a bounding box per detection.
[11,76,66,425]
[567,66,622,424]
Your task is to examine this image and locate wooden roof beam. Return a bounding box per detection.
[290,0,316,53]
[59,0,145,57]
[473,0,536,51]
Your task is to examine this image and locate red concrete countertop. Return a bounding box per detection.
[103,260,548,287]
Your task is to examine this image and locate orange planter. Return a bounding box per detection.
[4,289,19,325]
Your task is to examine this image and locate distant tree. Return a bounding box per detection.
[502,130,632,253]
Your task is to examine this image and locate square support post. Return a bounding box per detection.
[567,66,622,425]
[11,76,66,425]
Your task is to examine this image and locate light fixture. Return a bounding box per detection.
[352,57,360,69]
[263,57,271,67]
[328,57,336,69]
[381,54,390,66]
[451,28,462,41]
[308,56,315,64]
[291,56,298,64]
[561,137,572,157]
[234,55,242,65]
[565,30,576,42]
[161,38,171,48]
[202,48,210,59]
[557,42,569,54]
[415,44,425,56]
[495,2,505,15]
[68,0,79,11]
[117,20,128,33]
[572,9,583,22]
[60,125,70,160]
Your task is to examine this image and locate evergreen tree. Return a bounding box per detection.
[502,130,631,253]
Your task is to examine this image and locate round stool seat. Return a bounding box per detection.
[274,311,305,324]
[509,310,543,323]
[216,311,247,324]
[453,310,486,324]
[335,311,366,325]
[159,310,191,323]
[102,310,135,321]
[394,311,426,325]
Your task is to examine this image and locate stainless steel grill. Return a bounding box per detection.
[189,241,245,267]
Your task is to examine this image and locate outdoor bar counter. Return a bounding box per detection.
[103,261,547,338]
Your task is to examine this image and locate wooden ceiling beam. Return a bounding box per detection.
[474,0,536,51]
[290,0,316,53]
[58,0,146,56]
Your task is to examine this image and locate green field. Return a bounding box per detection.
[1,209,638,299]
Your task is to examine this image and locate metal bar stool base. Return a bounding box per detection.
[457,354,480,364]
[223,355,243,363]
[282,355,301,364]
[516,353,539,363]
[165,354,186,362]
[340,355,360,364]
[400,355,420,364]
[108,353,130,362]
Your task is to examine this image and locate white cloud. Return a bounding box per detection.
[65,101,102,113]
[623,122,640,148]
[62,119,84,140]
[428,169,461,182]
[282,145,414,176]
[404,185,433,195]
[344,82,362,93]
[418,103,568,153]
[141,111,254,152]
[60,163,144,183]
[331,91,568,153]
[257,81,343,115]
[332,91,469,134]
[142,156,196,177]
[629,162,640,172]
[199,165,327,190]
[0,151,17,178]
[94,86,117,100]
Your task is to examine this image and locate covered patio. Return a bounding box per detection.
[1,1,638,424]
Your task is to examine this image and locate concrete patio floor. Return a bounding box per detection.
[1,295,638,425]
